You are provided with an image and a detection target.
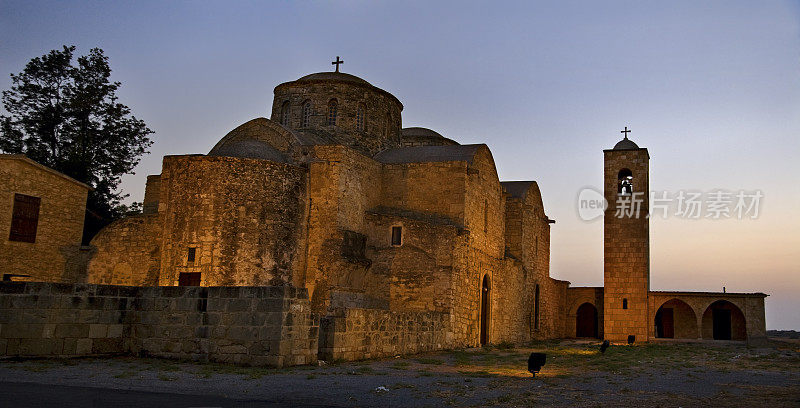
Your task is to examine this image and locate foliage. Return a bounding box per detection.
[0,45,153,242]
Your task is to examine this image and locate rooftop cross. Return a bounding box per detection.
[332,56,344,73]
[621,126,631,139]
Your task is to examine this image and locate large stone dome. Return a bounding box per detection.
[270,70,404,155]
[208,118,299,162]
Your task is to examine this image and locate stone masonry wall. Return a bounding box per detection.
[0,282,317,367]
[0,157,89,282]
[364,210,461,313]
[455,146,507,346]
[318,308,450,361]
[87,213,161,286]
[304,145,383,311]
[142,175,161,214]
[158,155,307,287]
[502,182,562,340]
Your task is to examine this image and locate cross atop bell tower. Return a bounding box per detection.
[332,56,344,72]
[621,126,631,139]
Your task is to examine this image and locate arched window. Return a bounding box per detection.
[280,101,290,126]
[618,168,633,195]
[356,104,366,131]
[327,99,337,126]
[301,101,312,128]
[480,274,491,345]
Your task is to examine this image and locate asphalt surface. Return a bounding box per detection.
[0,381,341,408]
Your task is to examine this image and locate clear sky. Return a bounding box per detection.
[2,1,798,329]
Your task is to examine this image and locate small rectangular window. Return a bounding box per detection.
[187,247,196,263]
[9,194,41,243]
[391,226,402,246]
[622,298,628,309]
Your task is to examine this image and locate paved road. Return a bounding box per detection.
[0,381,342,408]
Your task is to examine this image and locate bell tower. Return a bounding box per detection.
[603,128,650,343]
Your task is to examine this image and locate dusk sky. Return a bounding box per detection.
[2,1,798,329]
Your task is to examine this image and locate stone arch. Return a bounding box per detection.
[575,302,599,338]
[701,300,747,340]
[654,298,699,339]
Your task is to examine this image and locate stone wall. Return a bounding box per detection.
[0,156,89,282]
[454,146,507,346]
[87,213,161,286]
[131,285,317,367]
[364,209,461,313]
[318,308,450,361]
[158,155,308,287]
[304,145,383,310]
[501,181,562,340]
[0,282,129,357]
[0,282,317,367]
[142,175,161,214]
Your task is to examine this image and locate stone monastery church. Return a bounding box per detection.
[0,63,766,365]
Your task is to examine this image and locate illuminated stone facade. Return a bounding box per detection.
[1,68,762,366]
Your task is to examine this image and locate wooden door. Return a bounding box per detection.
[179,272,201,286]
[576,303,598,338]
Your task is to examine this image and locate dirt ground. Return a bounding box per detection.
[1,339,798,407]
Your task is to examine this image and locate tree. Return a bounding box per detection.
[0,46,153,243]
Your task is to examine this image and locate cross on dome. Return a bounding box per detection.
[332,56,344,72]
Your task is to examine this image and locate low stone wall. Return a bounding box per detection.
[318,308,451,361]
[0,282,131,357]
[0,282,317,367]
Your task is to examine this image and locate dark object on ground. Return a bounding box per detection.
[627,335,636,344]
[600,340,610,353]
[528,352,546,377]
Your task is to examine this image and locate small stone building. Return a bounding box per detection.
[0,155,91,282]
[79,68,766,361]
